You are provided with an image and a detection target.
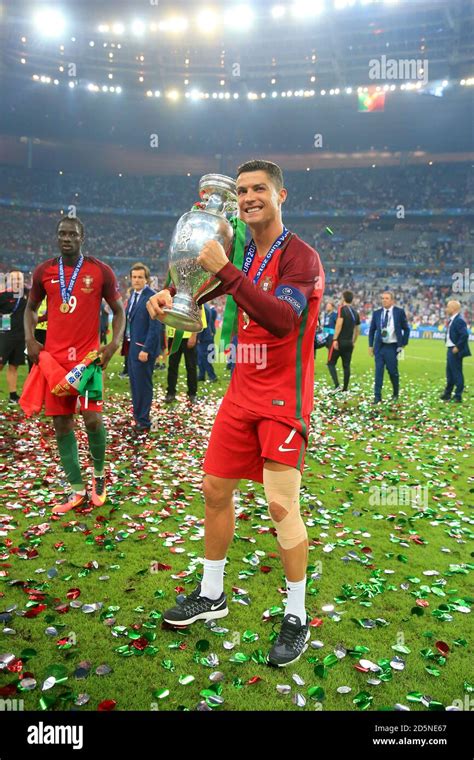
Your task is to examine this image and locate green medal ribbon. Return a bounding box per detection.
[220,217,247,349]
[163,270,184,355]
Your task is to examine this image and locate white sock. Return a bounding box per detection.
[285,577,307,625]
[200,558,226,600]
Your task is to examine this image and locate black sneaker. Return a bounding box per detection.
[267,614,310,667]
[163,584,228,626]
[8,392,20,404]
[164,394,176,404]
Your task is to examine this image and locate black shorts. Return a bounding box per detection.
[0,334,26,366]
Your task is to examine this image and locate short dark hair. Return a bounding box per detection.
[343,290,354,303]
[236,159,284,191]
[130,262,151,281]
[56,216,85,238]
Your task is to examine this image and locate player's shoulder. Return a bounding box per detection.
[283,233,321,268]
[84,256,116,277]
[33,258,57,278]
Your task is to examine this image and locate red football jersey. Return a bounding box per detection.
[222,235,325,419]
[29,256,121,367]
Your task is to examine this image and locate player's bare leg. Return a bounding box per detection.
[82,410,107,506]
[202,474,240,560]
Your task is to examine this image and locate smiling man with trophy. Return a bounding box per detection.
[148,160,325,667]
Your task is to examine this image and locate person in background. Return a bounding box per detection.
[0,270,28,403]
[126,263,162,432]
[440,299,471,403]
[198,303,218,383]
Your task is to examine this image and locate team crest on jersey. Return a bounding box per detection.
[81,275,94,293]
[259,275,273,292]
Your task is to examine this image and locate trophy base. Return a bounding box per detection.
[162,294,203,333]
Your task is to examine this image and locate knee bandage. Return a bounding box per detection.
[263,468,306,550]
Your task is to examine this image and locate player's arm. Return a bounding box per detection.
[25,267,47,364]
[368,311,376,355]
[98,297,125,368]
[332,307,343,349]
[196,239,322,338]
[98,263,126,368]
[353,311,361,345]
[400,308,410,346]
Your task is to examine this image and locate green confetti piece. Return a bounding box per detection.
[391,645,411,654]
[196,640,210,652]
[406,692,424,702]
[425,665,441,677]
[153,689,169,699]
[308,686,325,701]
[179,675,195,686]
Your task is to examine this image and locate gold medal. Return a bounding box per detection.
[242,311,250,329]
[60,302,70,313]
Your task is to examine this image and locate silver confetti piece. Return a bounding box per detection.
[394,703,410,711]
[311,640,324,649]
[41,676,56,691]
[209,671,225,683]
[277,684,291,695]
[390,656,406,671]
[45,627,58,636]
[19,677,37,691]
[0,653,15,669]
[95,664,112,676]
[293,692,306,707]
[292,673,305,686]
[337,686,352,694]
[75,693,90,706]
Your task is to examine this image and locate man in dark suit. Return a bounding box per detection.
[127,263,162,432]
[369,291,410,403]
[440,300,471,403]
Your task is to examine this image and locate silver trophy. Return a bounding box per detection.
[162,173,237,332]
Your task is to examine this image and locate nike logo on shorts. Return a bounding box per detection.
[278,427,298,453]
[51,279,60,283]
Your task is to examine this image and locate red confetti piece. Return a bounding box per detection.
[260,566,272,574]
[247,676,262,685]
[309,617,323,627]
[24,604,47,618]
[66,588,81,600]
[354,664,370,673]
[0,685,17,697]
[7,659,23,673]
[132,637,148,650]
[98,699,117,711]
[435,641,450,655]
[416,599,429,607]
[156,563,172,571]
[54,604,69,614]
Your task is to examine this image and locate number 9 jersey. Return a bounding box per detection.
[29,256,121,368]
